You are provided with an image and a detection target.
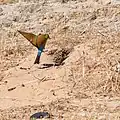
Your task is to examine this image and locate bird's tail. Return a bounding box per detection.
[34,49,42,64]
[34,55,40,64]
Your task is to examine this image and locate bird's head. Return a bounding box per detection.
[44,34,50,39]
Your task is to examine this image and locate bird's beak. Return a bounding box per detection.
[49,36,51,39]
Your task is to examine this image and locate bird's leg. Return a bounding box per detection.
[34,56,40,64]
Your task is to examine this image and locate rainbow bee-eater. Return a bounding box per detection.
[18,30,50,64]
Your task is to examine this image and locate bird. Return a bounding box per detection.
[18,30,50,64]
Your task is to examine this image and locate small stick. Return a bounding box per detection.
[8,77,45,91]
[98,31,107,38]
[8,87,16,91]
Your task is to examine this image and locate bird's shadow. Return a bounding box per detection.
[38,63,58,69]
[38,63,63,69]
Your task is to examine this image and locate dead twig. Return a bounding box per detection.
[8,87,16,91]
[98,31,108,38]
[7,77,46,91]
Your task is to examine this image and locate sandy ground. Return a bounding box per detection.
[0,0,120,120]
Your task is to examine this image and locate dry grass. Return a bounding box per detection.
[0,29,34,71]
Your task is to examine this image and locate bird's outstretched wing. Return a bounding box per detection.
[18,30,38,47]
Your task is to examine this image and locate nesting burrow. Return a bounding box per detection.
[47,47,72,66]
